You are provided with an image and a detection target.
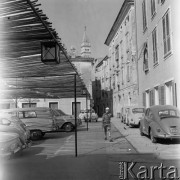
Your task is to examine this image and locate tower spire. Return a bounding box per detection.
[81,26,91,58]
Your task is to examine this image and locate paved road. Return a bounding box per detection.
[0,120,180,180]
[112,117,180,160]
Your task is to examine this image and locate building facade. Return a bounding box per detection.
[105,0,138,117]
[14,98,88,115]
[136,0,180,108]
[92,56,113,117]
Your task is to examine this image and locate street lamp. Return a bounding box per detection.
[41,41,60,65]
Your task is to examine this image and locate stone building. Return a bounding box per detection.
[104,0,138,117]
[92,56,113,117]
[135,0,180,108]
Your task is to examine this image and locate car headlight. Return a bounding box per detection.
[156,128,161,133]
[10,143,17,151]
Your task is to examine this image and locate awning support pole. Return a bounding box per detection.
[86,93,88,131]
[74,74,78,157]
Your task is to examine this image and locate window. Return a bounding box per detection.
[49,102,58,109]
[122,67,124,85]
[118,84,120,91]
[127,64,130,82]
[162,10,171,57]
[126,32,130,51]
[160,0,165,4]
[19,111,37,118]
[143,43,149,72]
[120,40,123,58]
[152,28,158,65]
[151,0,156,18]
[143,92,146,107]
[115,45,119,61]
[142,0,147,31]
[22,103,36,108]
[132,108,145,114]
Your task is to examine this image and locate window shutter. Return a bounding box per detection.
[160,86,165,105]
[172,81,176,106]
[143,92,146,107]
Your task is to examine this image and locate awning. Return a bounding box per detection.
[0,0,89,99]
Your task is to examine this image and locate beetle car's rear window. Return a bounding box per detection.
[132,108,144,113]
[159,109,180,118]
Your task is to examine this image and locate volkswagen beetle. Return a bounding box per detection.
[139,105,180,143]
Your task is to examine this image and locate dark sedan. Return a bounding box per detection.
[139,105,180,143]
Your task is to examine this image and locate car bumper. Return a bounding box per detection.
[129,121,139,126]
[0,146,21,159]
[155,134,180,139]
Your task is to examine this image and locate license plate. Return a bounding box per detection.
[170,127,178,134]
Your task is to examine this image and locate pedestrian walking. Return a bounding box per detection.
[102,107,113,142]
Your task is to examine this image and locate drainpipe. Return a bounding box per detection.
[134,0,140,97]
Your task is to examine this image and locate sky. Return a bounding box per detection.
[38,0,123,58]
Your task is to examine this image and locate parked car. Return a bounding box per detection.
[84,109,98,122]
[0,132,23,159]
[53,109,82,132]
[121,107,130,123]
[125,106,145,127]
[139,105,180,143]
[79,110,86,121]
[1,107,61,139]
[0,113,31,148]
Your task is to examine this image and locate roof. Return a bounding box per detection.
[150,105,178,112]
[96,55,108,68]
[0,0,89,99]
[82,26,90,44]
[70,56,94,63]
[104,0,134,46]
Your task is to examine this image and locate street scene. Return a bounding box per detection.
[0,0,180,180]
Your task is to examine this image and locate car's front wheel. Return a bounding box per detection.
[63,123,74,132]
[139,123,144,136]
[150,129,157,143]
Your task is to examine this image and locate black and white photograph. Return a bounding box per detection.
[0,0,180,179]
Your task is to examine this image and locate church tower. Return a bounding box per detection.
[81,26,91,58]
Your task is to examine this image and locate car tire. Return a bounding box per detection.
[129,121,132,128]
[150,129,157,143]
[63,123,74,132]
[139,123,144,136]
[30,130,43,140]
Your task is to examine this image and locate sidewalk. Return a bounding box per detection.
[54,121,138,180]
[111,117,180,160]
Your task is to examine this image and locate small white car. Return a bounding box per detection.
[125,106,145,127]
[79,110,86,121]
[84,109,98,122]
